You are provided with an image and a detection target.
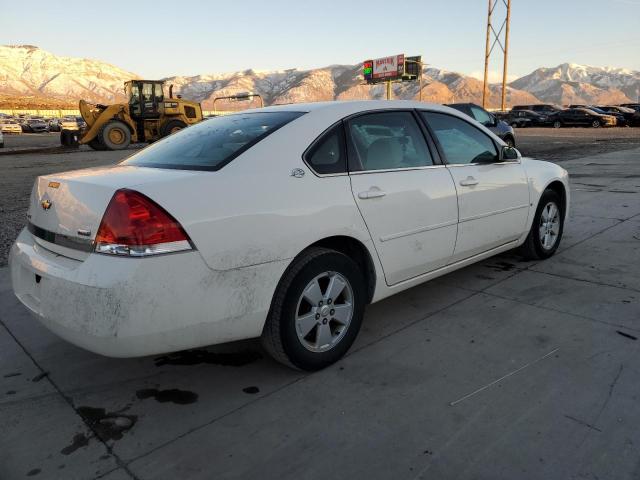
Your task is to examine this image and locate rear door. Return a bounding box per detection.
[420,111,530,262]
[347,111,458,286]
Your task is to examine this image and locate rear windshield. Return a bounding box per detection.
[123,111,304,171]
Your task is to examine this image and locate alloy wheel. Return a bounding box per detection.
[539,201,561,250]
[295,271,354,353]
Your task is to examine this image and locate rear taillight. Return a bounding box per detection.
[95,189,192,257]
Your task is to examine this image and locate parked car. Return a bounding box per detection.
[619,103,640,113]
[549,108,616,128]
[20,118,49,133]
[512,104,562,116]
[445,102,516,146]
[568,105,626,126]
[0,119,23,135]
[598,106,640,126]
[60,116,87,131]
[10,101,569,370]
[48,118,62,132]
[503,109,551,128]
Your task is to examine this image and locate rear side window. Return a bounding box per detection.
[469,106,492,126]
[123,111,304,171]
[421,112,498,164]
[304,124,346,175]
[347,111,433,171]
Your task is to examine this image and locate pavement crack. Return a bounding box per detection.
[564,414,602,432]
[596,364,624,423]
[579,364,624,448]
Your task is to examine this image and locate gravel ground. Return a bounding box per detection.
[1,127,639,266]
[517,127,640,161]
[0,148,138,266]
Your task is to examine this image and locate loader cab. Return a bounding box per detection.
[126,80,164,119]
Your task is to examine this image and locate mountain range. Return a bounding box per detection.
[1,45,638,110]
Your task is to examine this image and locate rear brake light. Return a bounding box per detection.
[95,189,192,257]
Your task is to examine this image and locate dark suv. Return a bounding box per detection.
[512,104,562,116]
[445,103,516,147]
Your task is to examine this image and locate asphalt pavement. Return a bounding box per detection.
[0,136,639,480]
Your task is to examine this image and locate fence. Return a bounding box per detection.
[1,109,236,118]
[0,109,80,118]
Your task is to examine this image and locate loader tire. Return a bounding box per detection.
[160,120,187,138]
[99,121,131,150]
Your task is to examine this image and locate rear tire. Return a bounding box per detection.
[519,189,564,260]
[159,119,187,138]
[99,121,131,150]
[553,120,562,128]
[262,247,366,371]
[592,120,601,128]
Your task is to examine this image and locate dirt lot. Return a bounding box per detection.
[517,127,640,161]
[0,127,639,267]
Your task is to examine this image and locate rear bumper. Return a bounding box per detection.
[9,228,287,357]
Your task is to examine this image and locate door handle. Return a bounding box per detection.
[358,189,387,199]
[459,176,479,187]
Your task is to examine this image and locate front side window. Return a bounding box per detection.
[347,111,433,171]
[304,124,346,175]
[123,111,304,171]
[421,112,498,165]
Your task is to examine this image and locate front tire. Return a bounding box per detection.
[262,247,366,371]
[504,135,516,147]
[553,120,562,129]
[99,121,131,150]
[592,120,601,128]
[519,189,564,260]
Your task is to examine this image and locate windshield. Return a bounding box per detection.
[123,111,305,171]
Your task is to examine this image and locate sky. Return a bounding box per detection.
[1,0,640,79]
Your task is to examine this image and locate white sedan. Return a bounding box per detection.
[10,101,569,370]
[1,120,23,135]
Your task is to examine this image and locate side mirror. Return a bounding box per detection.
[501,145,520,161]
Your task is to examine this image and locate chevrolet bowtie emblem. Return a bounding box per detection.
[41,199,52,210]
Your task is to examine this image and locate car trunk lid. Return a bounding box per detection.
[28,165,199,260]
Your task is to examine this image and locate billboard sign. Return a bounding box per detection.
[364,54,421,84]
[373,54,404,80]
[364,55,404,83]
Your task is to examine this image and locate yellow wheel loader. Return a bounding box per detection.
[77,80,203,151]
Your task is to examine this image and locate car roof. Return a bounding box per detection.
[249,100,460,116]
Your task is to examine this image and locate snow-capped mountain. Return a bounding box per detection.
[166,65,539,110]
[510,63,639,105]
[0,45,138,106]
[0,46,637,110]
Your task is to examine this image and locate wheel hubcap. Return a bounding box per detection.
[539,201,560,250]
[295,271,354,353]
[108,128,125,144]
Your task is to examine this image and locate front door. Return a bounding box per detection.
[420,111,530,262]
[347,111,459,285]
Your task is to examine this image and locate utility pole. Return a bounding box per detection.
[482,0,512,110]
